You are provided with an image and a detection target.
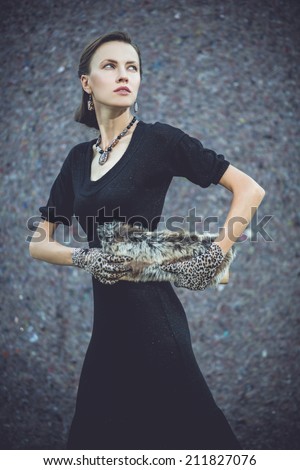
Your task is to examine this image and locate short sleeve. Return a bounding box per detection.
[170,132,230,188]
[39,150,75,226]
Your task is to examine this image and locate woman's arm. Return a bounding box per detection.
[213,164,266,255]
[29,220,132,285]
[29,220,74,266]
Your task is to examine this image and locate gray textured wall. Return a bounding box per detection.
[1,0,299,449]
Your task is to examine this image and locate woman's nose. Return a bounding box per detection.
[116,67,129,82]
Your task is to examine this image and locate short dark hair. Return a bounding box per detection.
[74,31,142,130]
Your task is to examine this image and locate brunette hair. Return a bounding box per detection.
[74,31,142,130]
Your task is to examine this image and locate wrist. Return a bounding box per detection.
[211,242,227,257]
[72,247,89,267]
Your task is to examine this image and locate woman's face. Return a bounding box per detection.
[82,41,141,110]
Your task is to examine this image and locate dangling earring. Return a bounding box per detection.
[134,101,139,113]
[87,94,94,111]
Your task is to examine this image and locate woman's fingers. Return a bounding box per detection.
[103,262,132,273]
[101,253,133,263]
[160,260,187,274]
[174,275,206,291]
[97,271,128,284]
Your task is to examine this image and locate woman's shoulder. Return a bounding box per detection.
[69,138,96,156]
[63,138,96,164]
[142,120,185,143]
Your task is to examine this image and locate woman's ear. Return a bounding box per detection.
[80,75,91,94]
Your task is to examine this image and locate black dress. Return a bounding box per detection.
[39,121,241,450]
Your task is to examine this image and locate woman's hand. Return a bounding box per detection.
[160,243,224,291]
[72,248,132,285]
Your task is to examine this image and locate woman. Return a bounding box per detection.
[29,31,265,450]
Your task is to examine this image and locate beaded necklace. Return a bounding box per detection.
[95,116,137,165]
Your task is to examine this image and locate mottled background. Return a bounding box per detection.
[1,0,299,450]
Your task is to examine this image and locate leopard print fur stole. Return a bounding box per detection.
[97,220,236,287]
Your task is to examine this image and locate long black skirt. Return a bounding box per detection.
[67,279,241,450]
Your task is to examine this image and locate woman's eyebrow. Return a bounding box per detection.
[100,59,138,65]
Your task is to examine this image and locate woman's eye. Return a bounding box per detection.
[102,63,138,71]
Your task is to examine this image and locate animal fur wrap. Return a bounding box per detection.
[97,220,236,287]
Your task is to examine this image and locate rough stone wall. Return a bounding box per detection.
[1,0,299,449]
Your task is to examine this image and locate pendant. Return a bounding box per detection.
[98,151,109,165]
[95,116,136,166]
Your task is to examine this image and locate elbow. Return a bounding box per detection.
[29,240,42,260]
[28,222,51,260]
[249,182,266,207]
[29,241,37,259]
[254,183,266,200]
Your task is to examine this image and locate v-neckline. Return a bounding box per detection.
[88,120,143,185]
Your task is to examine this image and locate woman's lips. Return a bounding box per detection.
[114,87,131,95]
[114,89,131,95]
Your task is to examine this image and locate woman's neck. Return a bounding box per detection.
[95,108,135,149]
